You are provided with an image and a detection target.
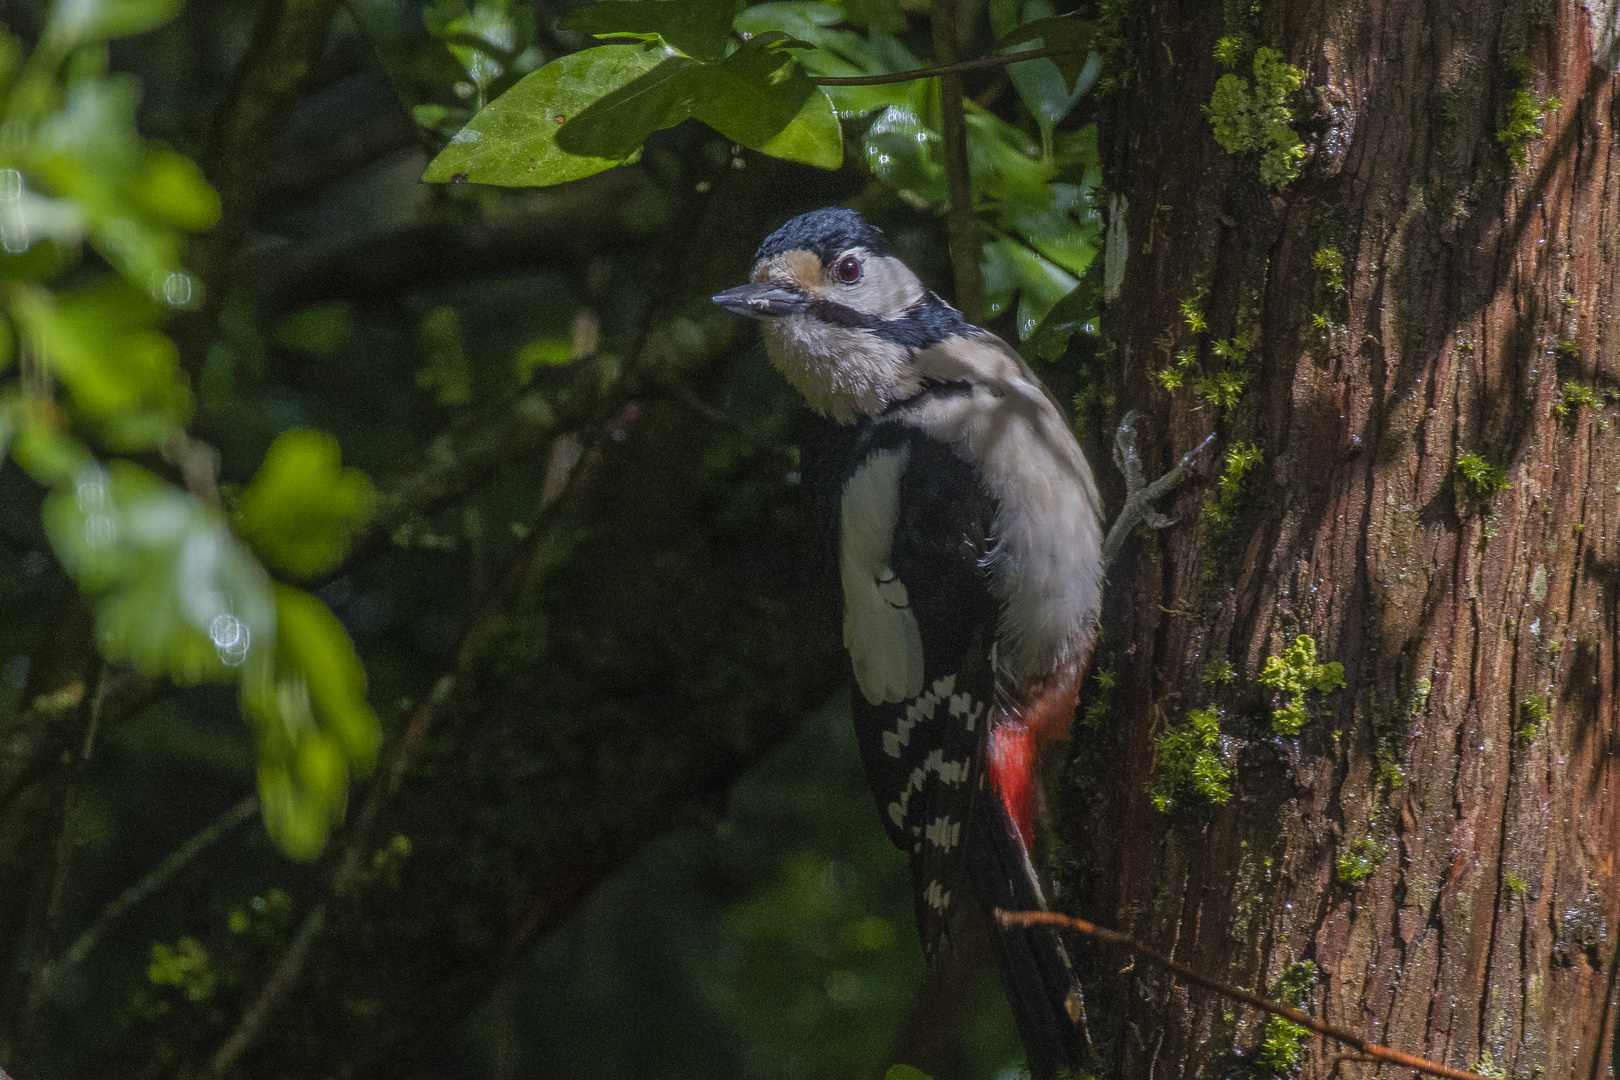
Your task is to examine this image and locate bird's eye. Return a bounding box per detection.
[835,255,862,284]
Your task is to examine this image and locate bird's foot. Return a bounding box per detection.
[1102,409,1214,565]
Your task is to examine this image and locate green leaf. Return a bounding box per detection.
[45,0,182,47]
[754,87,842,168]
[996,15,1096,90]
[885,1067,934,1080]
[234,429,377,579]
[1027,273,1100,360]
[688,42,843,168]
[12,280,192,450]
[421,45,665,186]
[129,150,220,231]
[554,54,701,161]
[835,0,905,31]
[562,0,735,62]
[42,461,277,684]
[244,585,380,859]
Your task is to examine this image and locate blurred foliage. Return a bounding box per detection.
[0,0,1110,1075]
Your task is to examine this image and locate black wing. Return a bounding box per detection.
[807,417,1000,960]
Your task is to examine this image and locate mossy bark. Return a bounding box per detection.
[1065,2,1620,1078]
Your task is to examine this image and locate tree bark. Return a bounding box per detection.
[1069,2,1620,1079]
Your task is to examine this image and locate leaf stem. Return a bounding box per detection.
[931,0,984,324]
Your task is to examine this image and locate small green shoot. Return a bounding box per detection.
[1256,961,1318,1072]
[1312,247,1346,293]
[1149,707,1233,812]
[1498,89,1560,168]
[1454,451,1510,517]
[1518,695,1549,744]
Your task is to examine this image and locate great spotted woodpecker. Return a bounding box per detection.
[715,208,1103,1076]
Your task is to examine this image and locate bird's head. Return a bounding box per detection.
[713,208,966,422]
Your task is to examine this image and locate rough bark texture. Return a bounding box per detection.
[1065,2,1620,1079]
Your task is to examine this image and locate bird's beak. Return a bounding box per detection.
[712,282,808,319]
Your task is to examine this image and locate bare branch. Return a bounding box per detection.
[996,909,1497,1080]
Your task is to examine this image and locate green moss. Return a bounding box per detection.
[1335,838,1387,887]
[1213,443,1263,510]
[1256,961,1318,1072]
[1158,347,1198,391]
[1214,35,1245,68]
[1258,635,1345,735]
[1497,88,1559,168]
[1376,675,1428,790]
[1473,1050,1507,1080]
[1553,379,1602,419]
[1311,247,1346,293]
[1504,870,1530,897]
[1518,695,1549,744]
[1205,46,1307,186]
[1149,706,1233,812]
[1454,451,1510,516]
[1181,292,1209,333]
[1203,659,1236,685]
[1080,669,1115,730]
[1194,368,1248,414]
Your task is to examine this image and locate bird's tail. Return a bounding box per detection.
[968,799,1088,1080]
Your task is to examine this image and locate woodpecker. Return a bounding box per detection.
[715,208,1103,1077]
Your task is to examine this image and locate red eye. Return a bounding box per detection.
[835,255,862,283]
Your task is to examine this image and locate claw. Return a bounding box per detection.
[1102,410,1214,565]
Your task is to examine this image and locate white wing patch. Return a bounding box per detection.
[841,445,924,705]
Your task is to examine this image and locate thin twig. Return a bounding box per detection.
[932,0,984,324]
[809,46,1064,86]
[51,796,259,979]
[996,909,1496,1080]
[207,901,329,1076]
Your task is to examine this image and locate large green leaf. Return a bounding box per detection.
[12,280,192,449]
[233,429,377,580]
[562,0,735,62]
[42,461,277,685]
[244,585,380,860]
[554,54,702,161]
[690,41,842,168]
[422,44,666,186]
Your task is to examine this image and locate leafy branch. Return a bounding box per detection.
[807,45,1067,86]
[997,909,1497,1080]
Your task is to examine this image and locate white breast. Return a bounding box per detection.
[898,335,1104,684]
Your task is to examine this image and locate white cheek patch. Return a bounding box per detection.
[841,445,924,705]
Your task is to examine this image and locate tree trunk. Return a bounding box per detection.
[1069,2,1620,1079]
